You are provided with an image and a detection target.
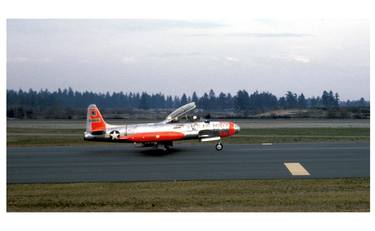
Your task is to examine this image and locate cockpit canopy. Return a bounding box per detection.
[163,102,197,123]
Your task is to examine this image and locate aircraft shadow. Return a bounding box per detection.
[137,148,185,157]
[82,146,187,157]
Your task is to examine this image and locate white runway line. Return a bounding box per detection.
[261,143,273,145]
[284,162,310,176]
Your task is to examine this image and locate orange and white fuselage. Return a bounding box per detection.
[84,104,240,151]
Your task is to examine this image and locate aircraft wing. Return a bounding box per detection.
[163,102,196,123]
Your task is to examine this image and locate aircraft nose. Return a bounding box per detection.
[234,123,240,134]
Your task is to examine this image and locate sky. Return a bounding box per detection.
[7,19,369,100]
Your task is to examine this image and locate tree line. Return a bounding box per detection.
[7,88,369,119]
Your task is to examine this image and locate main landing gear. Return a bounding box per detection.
[155,141,173,151]
[141,141,173,151]
[215,142,223,151]
[163,142,173,151]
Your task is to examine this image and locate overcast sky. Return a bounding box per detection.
[7,19,369,100]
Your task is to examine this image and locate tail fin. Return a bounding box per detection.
[86,104,107,133]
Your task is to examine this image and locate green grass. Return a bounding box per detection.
[7,135,84,146]
[226,128,369,144]
[7,127,370,147]
[238,127,369,136]
[7,128,82,134]
[7,178,370,212]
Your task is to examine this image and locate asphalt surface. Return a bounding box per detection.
[7,142,370,183]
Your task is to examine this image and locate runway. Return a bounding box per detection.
[7,142,369,183]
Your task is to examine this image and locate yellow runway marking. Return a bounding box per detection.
[284,162,310,176]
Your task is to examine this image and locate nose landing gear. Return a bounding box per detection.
[215,142,223,151]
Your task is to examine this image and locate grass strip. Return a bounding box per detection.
[7,178,369,212]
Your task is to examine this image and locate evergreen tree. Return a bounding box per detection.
[249,91,278,110]
[166,96,174,108]
[297,93,306,108]
[139,92,150,109]
[198,93,210,109]
[218,92,226,109]
[285,91,298,108]
[192,92,198,103]
[180,93,188,105]
[6,88,369,118]
[278,97,287,108]
[235,90,250,110]
[208,89,216,109]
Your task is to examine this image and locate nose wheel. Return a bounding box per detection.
[215,142,223,151]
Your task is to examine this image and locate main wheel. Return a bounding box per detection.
[215,143,223,151]
[163,144,172,151]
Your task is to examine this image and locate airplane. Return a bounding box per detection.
[84,102,240,151]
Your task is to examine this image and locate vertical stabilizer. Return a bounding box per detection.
[86,104,106,133]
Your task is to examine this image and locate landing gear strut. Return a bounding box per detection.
[163,145,171,151]
[163,141,173,151]
[215,142,223,151]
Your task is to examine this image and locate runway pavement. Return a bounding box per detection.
[7,142,370,183]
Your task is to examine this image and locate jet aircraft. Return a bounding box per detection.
[84,102,240,151]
